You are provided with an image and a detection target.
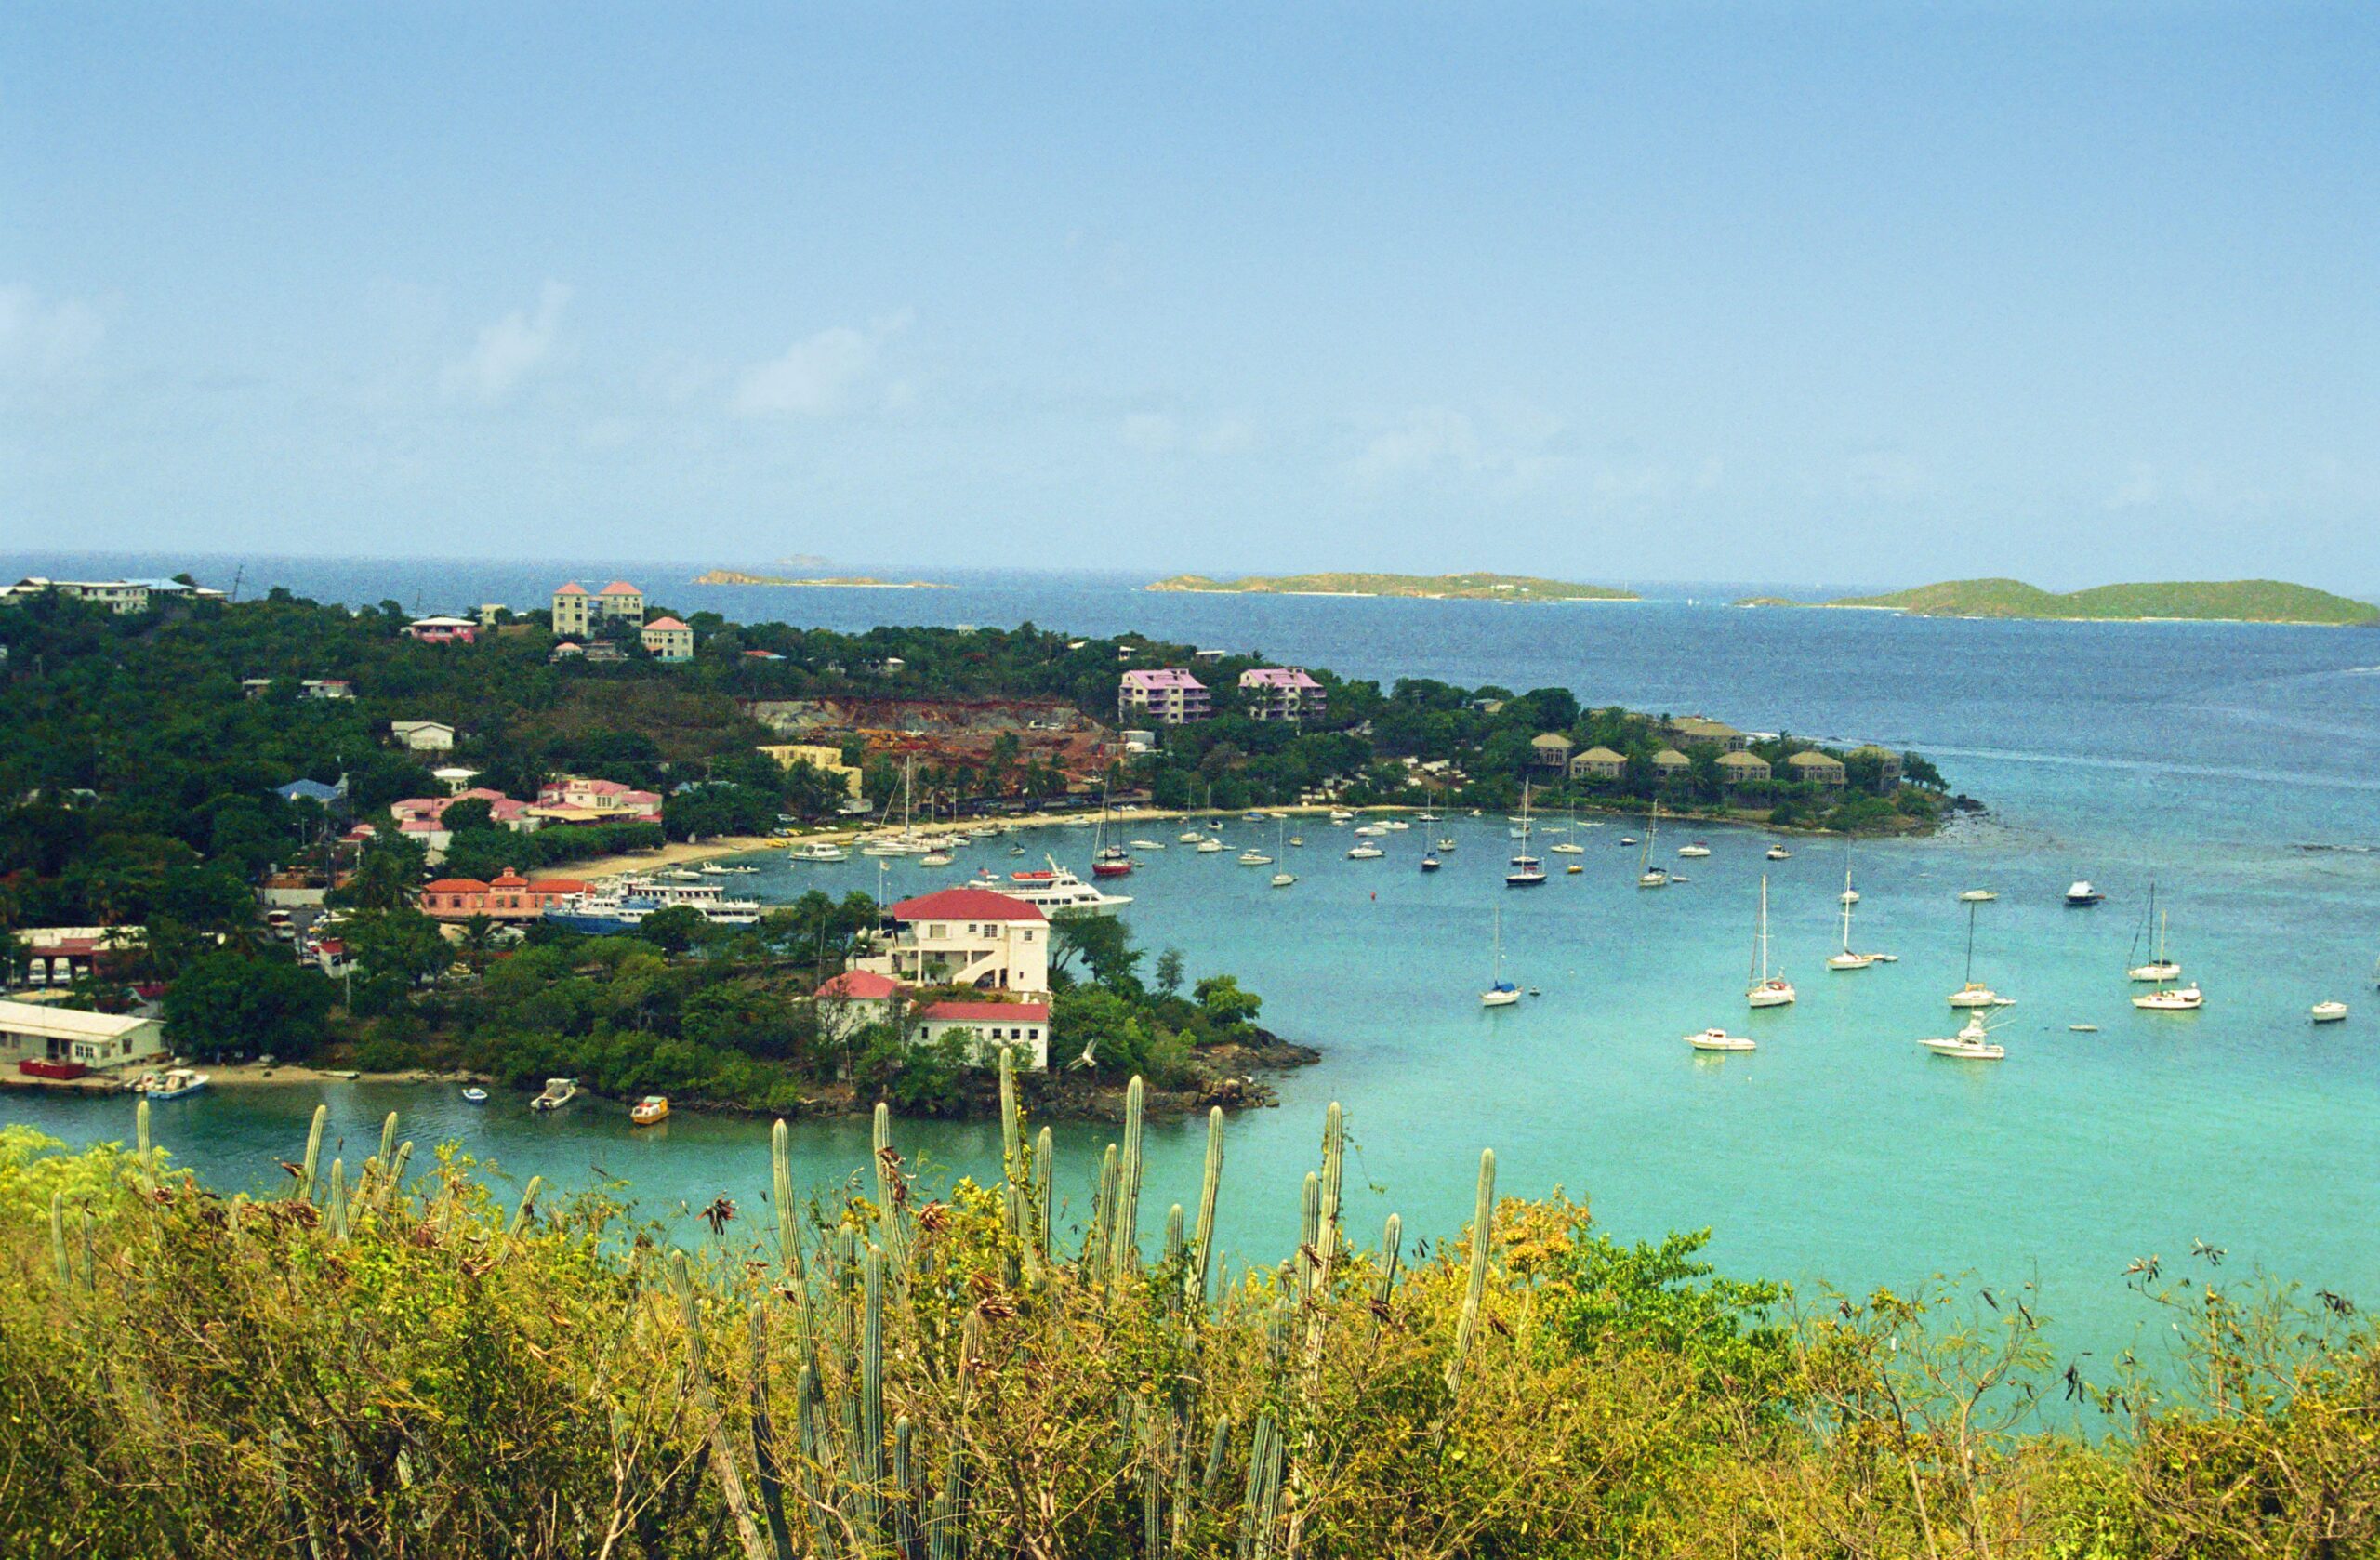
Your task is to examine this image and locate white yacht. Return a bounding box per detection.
[969,858,1130,916]
[1347,842,1385,860]
[700,861,758,876]
[789,841,850,863]
[1686,1027,1755,1052]
[2311,1000,2348,1024]
[1946,894,2012,1008]
[2065,879,2105,906]
[1765,844,1791,862]
[1129,839,1168,852]
[1237,848,1274,866]
[1481,908,1520,1007]
[1745,876,1795,1007]
[1957,889,1998,903]
[1677,842,1711,859]
[2133,982,2203,1012]
[1924,1012,2006,1061]
[2126,883,2182,981]
[1637,802,1670,889]
[1826,863,1884,971]
[1271,869,1297,888]
[1195,836,1226,854]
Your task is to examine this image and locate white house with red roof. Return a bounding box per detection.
[813,967,901,1042]
[836,885,1055,1068]
[1118,667,1210,724]
[640,615,694,661]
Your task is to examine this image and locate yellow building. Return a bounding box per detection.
[760,743,863,796]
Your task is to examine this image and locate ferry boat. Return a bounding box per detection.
[970,858,1130,916]
[545,879,763,932]
[530,1077,578,1111]
[140,1067,209,1100]
[630,1095,670,1127]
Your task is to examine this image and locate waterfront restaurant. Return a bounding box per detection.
[0,999,167,1075]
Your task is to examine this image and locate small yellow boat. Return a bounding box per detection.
[630,1095,670,1127]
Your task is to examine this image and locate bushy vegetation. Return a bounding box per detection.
[5,1091,2374,1558]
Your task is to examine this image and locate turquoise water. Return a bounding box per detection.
[6,559,2380,1368]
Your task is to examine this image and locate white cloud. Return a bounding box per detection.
[445,281,572,403]
[0,285,104,390]
[734,311,910,417]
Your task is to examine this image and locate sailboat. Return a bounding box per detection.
[1505,781,1546,887]
[2130,900,2203,1010]
[1480,908,1521,1006]
[1637,801,1671,888]
[1923,1011,2006,1061]
[2126,882,2182,981]
[1263,822,1290,881]
[1091,787,1135,878]
[1746,876,1795,1007]
[1550,803,1586,854]
[861,758,932,855]
[1947,895,2013,1008]
[1826,862,1885,970]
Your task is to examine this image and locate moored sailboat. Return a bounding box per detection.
[1746,876,1795,1007]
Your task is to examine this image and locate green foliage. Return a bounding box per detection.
[1192,974,1262,1031]
[1051,912,1144,989]
[1554,1227,1792,1396]
[162,948,336,1060]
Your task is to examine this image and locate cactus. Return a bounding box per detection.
[1163,1203,1185,1277]
[1032,1127,1053,1269]
[748,1303,794,1560]
[1201,1415,1233,1503]
[1089,1142,1120,1274]
[861,1241,887,1538]
[509,1176,544,1240]
[668,1252,773,1560]
[1237,1412,1284,1560]
[873,1102,911,1276]
[794,1363,833,1555]
[771,1118,802,1283]
[325,1158,348,1241]
[1294,1171,1320,1298]
[893,1413,919,1556]
[377,1110,398,1172]
[297,1104,327,1203]
[928,1444,965,1560]
[1110,1076,1145,1280]
[1444,1148,1496,1397]
[998,1046,1022,1183]
[1375,1213,1404,1319]
[1001,1181,1025,1287]
[135,1097,151,1165]
[377,1141,414,1213]
[1316,1102,1345,1275]
[1189,1106,1223,1306]
[48,1190,68,1287]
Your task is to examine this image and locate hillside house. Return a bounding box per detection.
[390,720,456,752]
[1529,733,1576,770]
[853,887,1050,995]
[402,616,479,645]
[1786,751,1848,787]
[1669,717,1752,752]
[416,870,591,922]
[641,616,694,661]
[532,775,664,824]
[1715,750,1772,786]
[1568,746,1627,782]
[1239,667,1326,721]
[1651,747,1693,782]
[1118,668,1210,725]
[551,580,647,637]
[1848,745,1904,789]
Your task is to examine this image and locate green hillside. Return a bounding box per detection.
[1740,577,2378,626]
[1148,571,1638,602]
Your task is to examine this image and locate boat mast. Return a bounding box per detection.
[1840,866,1855,954]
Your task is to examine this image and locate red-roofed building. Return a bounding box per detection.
[552,579,645,637]
[418,870,593,921]
[913,998,1050,1070]
[532,775,664,824]
[853,887,1050,1012]
[641,615,694,662]
[814,968,902,1042]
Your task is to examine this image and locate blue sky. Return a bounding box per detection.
[4,4,2373,588]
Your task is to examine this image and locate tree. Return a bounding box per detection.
[333,839,428,912]
[164,949,336,1061]
[342,908,453,987]
[440,797,495,834]
[1153,947,1184,998]
[1193,974,1262,1031]
[637,905,707,955]
[1051,914,1142,990]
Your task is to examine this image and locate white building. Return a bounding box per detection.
[390,720,457,752]
[0,999,167,1072]
[855,887,1051,994]
[912,998,1050,1071]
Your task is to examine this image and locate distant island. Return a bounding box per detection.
[1733,577,2379,627]
[694,569,950,589]
[1147,571,1639,602]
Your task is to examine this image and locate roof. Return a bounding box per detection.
[1530,732,1575,748]
[1576,746,1626,762]
[1787,750,1846,768]
[554,581,589,595]
[424,878,490,893]
[918,1000,1050,1025]
[1673,717,1743,736]
[276,779,345,804]
[0,1000,157,1042]
[817,970,901,1000]
[1240,667,1322,690]
[526,878,590,894]
[599,580,642,596]
[1652,747,1692,765]
[1716,749,1769,767]
[888,887,1049,924]
[390,719,456,734]
[1121,668,1206,692]
[643,615,690,631]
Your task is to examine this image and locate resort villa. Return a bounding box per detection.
[402,615,480,644]
[1715,750,1772,787]
[1668,717,1752,752]
[840,886,1055,1069]
[1118,668,1210,725]
[1786,750,1849,787]
[551,580,647,637]
[640,616,694,661]
[531,775,664,824]
[1848,745,1905,789]
[1529,733,1575,770]
[1238,667,1327,721]
[1568,746,1627,782]
[0,576,224,615]
[1651,747,1694,783]
[389,788,538,852]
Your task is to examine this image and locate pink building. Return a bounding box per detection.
[389,788,537,850]
[418,869,593,921]
[533,775,665,823]
[1118,668,1210,725]
[402,615,480,644]
[1238,667,1326,721]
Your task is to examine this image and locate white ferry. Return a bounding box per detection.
[546,878,763,932]
[969,856,1131,916]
